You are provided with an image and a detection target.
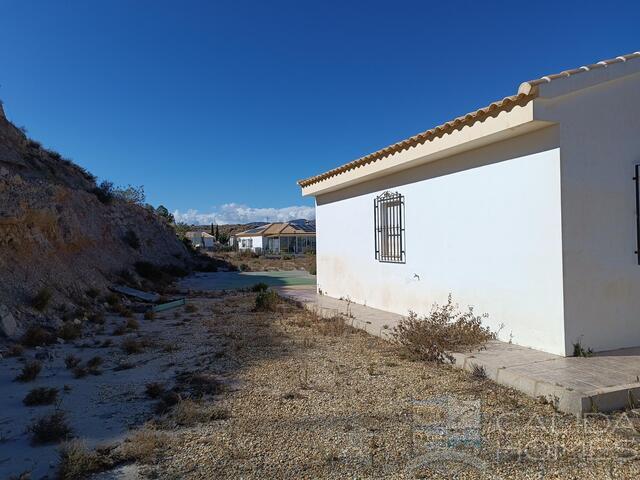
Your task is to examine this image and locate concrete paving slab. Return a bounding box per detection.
[277,285,640,416]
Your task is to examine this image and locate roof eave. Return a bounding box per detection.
[301,101,550,197]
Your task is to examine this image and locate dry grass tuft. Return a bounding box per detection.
[20,326,56,347]
[145,382,165,399]
[165,399,230,427]
[119,429,172,464]
[391,294,494,363]
[23,387,59,406]
[57,440,106,480]
[65,354,81,369]
[57,322,82,341]
[15,360,42,382]
[5,343,25,357]
[175,371,224,397]
[28,411,73,445]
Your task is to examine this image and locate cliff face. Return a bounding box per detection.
[0,103,189,335]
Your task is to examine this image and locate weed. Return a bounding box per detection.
[23,387,59,406]
[185,304,198,313]
[15,360,42,382]
[254,290,279,312]
[28,411,72,445]
[73,366,88,379]
[144,310,155,320]
[175,372,223,397]
[31,288,53,311]
[471,364,487,380]
[573,339,594,358]
[391,294,494,363]
[104,293,120,306]
[86,356,103,372]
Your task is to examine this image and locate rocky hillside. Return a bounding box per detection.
[0,102,190,338]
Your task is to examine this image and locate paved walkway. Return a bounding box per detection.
[276,285,640,416]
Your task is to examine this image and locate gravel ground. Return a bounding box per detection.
[134,293,640,480]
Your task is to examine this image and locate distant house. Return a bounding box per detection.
[185,231,215,249]
[299,51,640,357]
[234,221,316,254]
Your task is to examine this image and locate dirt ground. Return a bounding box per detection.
[210,251,315,273]
[1,291,639,479]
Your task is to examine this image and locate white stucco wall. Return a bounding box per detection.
[536,72,640,354]
[316,127,567,355]
[237,235,263,252]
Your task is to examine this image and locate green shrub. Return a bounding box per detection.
[251,282,269,292]
[31,288,52,311]
[254,290,279,312]
[90,180,114,204]
[23,387,59,406]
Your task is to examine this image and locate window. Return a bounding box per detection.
[374,191,405,263]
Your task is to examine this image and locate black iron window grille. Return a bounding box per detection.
[374,191,405,263]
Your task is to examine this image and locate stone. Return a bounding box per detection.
[0,303,18,339]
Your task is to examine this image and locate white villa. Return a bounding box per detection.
[234,221,316,255]
[299,52,640,357]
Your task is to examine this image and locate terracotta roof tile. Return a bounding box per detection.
[299,51,640,189]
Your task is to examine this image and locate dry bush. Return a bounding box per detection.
[15,360,42,382]
[20,326,56,347]
[23,387,58,406]
[73,366,88,379]
[155,391,181,414]
[143,310,155,320]
[166,399,230,427]
[185,304,198,313]
[121,337,151,354]
[31,288,52,311]
[28,411,72,445]
[253,290,279,312]
[316,316,352,336]
[175,371,223,397]
[88,312,105,325]
[57,440,105,480]
[119,429,171,464]
[125,317,139,330]
[251,282,269,292]
[145,382,165,399]
[391,294,494,363]
[86,356,103,375]
[85,288,100,299]
[5,343,25,357]
[57,322,82,341]
[65,354,81,369]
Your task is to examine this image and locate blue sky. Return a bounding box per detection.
[0,0,638,223]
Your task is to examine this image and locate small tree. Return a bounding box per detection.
[155,205,175,223]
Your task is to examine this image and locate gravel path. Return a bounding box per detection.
[138,293,640,479]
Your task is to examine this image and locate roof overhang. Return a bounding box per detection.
[301,101,550,197]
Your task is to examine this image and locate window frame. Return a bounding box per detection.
[374,191,406,263]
